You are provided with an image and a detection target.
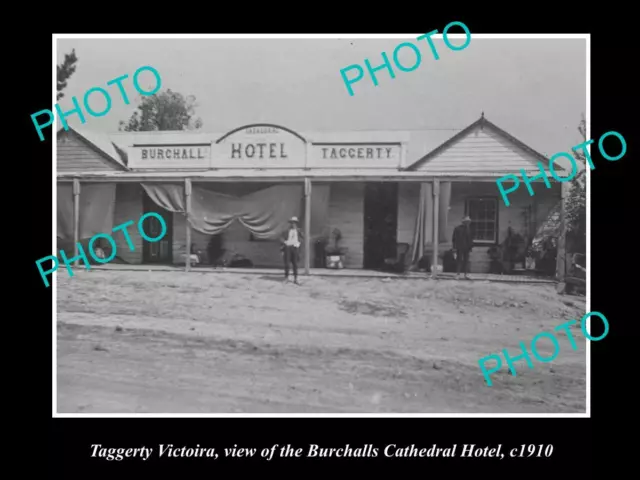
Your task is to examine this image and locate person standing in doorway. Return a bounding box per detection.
[281,216,304,284]
[452,215,473,280]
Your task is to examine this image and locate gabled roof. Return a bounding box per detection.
[405,129,464,167]
[57,126,129,170]
[404,114,561,175]
[57,117,569,178]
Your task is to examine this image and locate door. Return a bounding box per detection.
[363,182,398,269]
[142,192,173,264]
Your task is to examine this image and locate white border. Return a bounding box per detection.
[52,33,590,418]
[584,34,591,417]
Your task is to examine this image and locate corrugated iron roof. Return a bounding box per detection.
[59,118,568,179]
[107,130,217,147]
[65,128,453,172]
[106,130,414,147]
[405,129,464,167]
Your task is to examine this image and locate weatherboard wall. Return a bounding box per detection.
[57,130,125,173]
[327,183,365,269]
[168,182,365,269]
[409,122,552,176]
[113,184,144,264]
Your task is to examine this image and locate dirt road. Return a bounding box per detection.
[56,270,587,414]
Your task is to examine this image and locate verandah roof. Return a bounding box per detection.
[56,167,552,182]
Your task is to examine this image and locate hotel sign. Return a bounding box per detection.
[309,143,401,168]
[128,144,211,169]
[142,146,209,160]
[213,125,306,168]
[230,142,288,160]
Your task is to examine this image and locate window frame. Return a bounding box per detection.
[464,196,499,245]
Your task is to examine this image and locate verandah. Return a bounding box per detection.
[57,176,452,275]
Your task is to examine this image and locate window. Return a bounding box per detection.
[465,197,498,244]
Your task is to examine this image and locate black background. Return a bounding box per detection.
[11,9,632,477]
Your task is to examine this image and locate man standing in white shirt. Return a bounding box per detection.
[281,216,304,284]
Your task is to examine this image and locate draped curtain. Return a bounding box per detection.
[410,182,451,264]
[141,183,305,238]
[57,183,116,241]
[57,181,328,246]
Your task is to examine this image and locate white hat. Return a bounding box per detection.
[289,216,299,223]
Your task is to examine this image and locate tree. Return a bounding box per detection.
[565,115,586,254]
[118,89,203,132]
[57,49,78,101]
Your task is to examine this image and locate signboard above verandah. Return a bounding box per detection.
[308,143,402,168]
[128,144,211,169]
[126,124,404,170]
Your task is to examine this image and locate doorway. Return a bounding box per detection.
[142,192,174,264]
[363,182,398,269]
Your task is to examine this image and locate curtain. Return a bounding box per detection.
[80,184,116,239]
[410,181,452,264]
[57,183,116,241]
[141,183,304,238]
[142,183,185,213]
[57,183,74,240]
[411,183,432,264]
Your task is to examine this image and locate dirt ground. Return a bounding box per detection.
[56,270,587,414]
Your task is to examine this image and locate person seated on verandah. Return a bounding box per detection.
[180,243,200,267]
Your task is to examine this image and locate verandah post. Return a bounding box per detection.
[431,179,440,279]
[185,178,192,272]
[556,182,567,291]
[304,177,311,275]
[72,178,81,266]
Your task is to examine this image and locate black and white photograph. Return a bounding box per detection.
[51,34,588,415]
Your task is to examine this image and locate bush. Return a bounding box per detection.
[565,116,587,255]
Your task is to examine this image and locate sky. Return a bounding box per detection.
[55,36,587,161]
